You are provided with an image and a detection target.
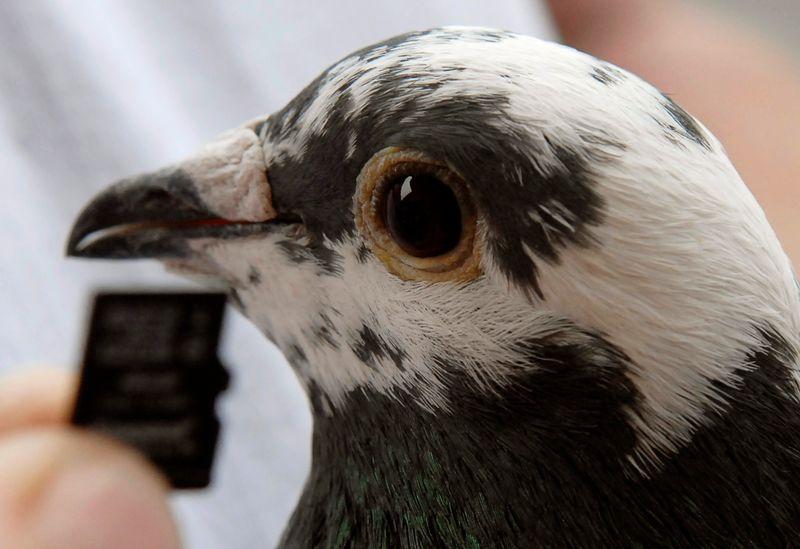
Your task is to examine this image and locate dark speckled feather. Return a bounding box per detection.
[281,327,800,548]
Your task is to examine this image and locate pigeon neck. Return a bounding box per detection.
[281,346,638,547]
[279,327,800,547]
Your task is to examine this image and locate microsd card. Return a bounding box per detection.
[72,292,229,489]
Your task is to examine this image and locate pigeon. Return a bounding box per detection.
[67,27,800,547]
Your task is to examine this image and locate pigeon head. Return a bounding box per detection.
[68,25,800,481]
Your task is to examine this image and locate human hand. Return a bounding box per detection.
[0,370,181,549]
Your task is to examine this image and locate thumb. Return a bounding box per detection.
[0,429,182,549]
[0,370,181,549]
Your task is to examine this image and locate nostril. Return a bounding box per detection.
[133,181,208,219]
[142,188,173,205]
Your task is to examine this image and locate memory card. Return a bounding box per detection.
[72,292,230,489]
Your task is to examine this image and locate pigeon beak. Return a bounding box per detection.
[66,125,285,260]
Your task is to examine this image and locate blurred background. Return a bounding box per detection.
[706,0,800,51]
[1,1,798,548]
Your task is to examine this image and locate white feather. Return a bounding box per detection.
[176,28,800,468]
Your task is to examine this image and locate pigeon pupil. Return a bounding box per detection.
[383,172,462,257]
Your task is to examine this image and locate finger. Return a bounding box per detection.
[544,0,644,43]
[0,369,77,434]
[0,428,181,549]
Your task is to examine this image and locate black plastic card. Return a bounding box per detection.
[72,292,229,489]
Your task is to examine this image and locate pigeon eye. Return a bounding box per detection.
[382,172,461,258]
[355,147,481,282]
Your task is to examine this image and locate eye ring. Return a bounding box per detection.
[355,147,482,282]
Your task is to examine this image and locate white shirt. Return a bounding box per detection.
[0,1,553,546]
